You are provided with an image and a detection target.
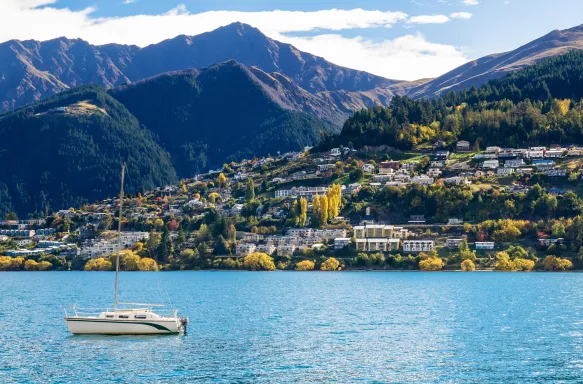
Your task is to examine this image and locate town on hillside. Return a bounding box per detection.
[2,141,583,272]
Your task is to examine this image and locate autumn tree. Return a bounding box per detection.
[419,257,444,271]
[461,259,475,271]
[295,260,315,271]
[217,173,227,188]
[321,257,341,271]
[243,252,275,271]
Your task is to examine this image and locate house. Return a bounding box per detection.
[456,140,471,152]
[277,244,296,256]
[525,150,544,158]
[485,146,501,154]
[347,183,362,194]
[533,159,554,169]
[243,233,264,242]
[545,149,564,158]
[411,175,434,186]
[362,164,375,173]
[378,161,400,173]
[446,238,464,249]
[538,238,564,247]
[256,244,276,255]
[568,148,583,156]
[497,168,515,176]
[408,215,426,224]
[427,168,442,177]
[482,160,499,169]
[236,243,256,256]
[505,159,525,168]
[403,240,434,253]
[474,153,497,160]
[334,238,351,249]
[330,148,341,156]
[435,151,450,160]
[448,218,463,225]
[354,225,408,240]
[373,174,393,182]
[275,189,292,198]
[318,164,336,172]
[544,169,567,177]
[403,161,419,171]
[444,177,471,186]
[475,242,495,250]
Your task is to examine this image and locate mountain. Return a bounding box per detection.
[125,22,400,93]
[0,85,177,216]
[0,22,402,119]
[409,24,583,99]
[323,50,583,152]
[108,60,332,176]
[0,61,334,216]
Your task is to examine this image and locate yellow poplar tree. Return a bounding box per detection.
[320,195,329,224]
[299,197,308,227]
[312,194,321,224]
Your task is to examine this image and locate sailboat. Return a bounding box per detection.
[64,164,188,335]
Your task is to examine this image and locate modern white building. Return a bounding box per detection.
[403,240,434,253]
[334,238,351,249]
[475,242,495,250]
[236,243,256,256]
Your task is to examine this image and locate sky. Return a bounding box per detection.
[1,0,582,81]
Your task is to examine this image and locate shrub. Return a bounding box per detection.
[295,260,315,271]
[321,257,341,271]
[243,252,275,271]
[419,257,444,271]
[461,259,475,271]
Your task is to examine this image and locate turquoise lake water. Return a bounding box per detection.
[2,271,583,383]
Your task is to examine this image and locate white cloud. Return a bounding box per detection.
[275,33,468,80]
[463,0,480,5]
[450,12,472,19]
[123,0,137,4]
[407,15,451,24]
[0,1,470,80]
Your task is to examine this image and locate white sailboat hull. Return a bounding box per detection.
[65,316,180,335]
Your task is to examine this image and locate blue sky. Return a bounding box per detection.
[2,0,582,80]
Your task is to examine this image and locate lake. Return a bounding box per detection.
[2,271,583,383]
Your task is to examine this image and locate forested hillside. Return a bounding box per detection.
[327,51,583,150]
[109,61,331,176]
[0,85,177,216]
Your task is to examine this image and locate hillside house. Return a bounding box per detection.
[403,240,434,253]
[456,141,471,152]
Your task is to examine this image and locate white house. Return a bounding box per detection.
[505,159,524,168]
[427,168,442,177]
[475,242,495,250]
[497,168,515,176]
[256,244,276,255]
[444,177,470,186]
[330,148,341,156]
[411,175,434,186]
[275,189,292,198]
[485,146,501,153]
[482,160,500,169]
[362,164,375,173]
[403,240,434,253]
[334,238,351,249]
[236,243,256,256]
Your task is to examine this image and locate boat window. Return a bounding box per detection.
[118,315,129,319]
[134,315,147,319]
[106,315,114,318]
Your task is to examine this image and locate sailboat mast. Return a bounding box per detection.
[114,163,126,312]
